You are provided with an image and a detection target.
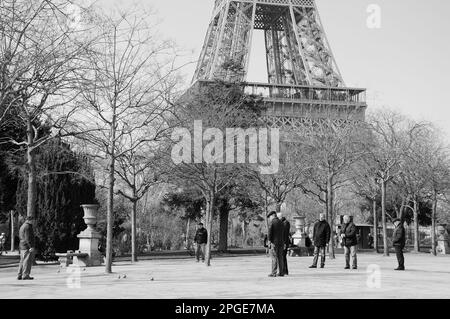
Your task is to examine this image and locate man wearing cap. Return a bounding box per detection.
[277,212,291,276]
[340,215,358,270]
[392,218,406,271]
[267,211,285,277]
[194,222,208,263]
[18,216,36,280]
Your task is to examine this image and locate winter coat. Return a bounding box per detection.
[393,224,406,249]
[194,228,208,244]
[340,222,357,247]
[19,222,35,250]
[280,217,291,246]
[268,217,284,247]
[313,220,331,247]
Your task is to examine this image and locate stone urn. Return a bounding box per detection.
[292,216,306,247]
[81,204,99,232]
[77,204,103,266]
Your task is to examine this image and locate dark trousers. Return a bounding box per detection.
[18,249,34,278]
[395,246,405,268]
[195,243,206,261]
[312,246,326,266]
[270,245,284,276]
[282,248,288,275]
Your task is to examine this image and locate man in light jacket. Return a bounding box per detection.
[18,216,36,280]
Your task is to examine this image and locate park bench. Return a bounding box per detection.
[55,251,89,267]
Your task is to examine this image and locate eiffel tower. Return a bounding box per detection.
[192,0,367,130]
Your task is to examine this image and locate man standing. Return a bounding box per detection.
[278,212,291,276]
[0,233,6,255]
[392,218,406,271]
[267,211,285,277]
[194,222,207,263]
[309,213,331,269]
[340,215,358,270]
[18,216,36,280]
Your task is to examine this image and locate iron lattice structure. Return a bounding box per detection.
[192,0,367,130]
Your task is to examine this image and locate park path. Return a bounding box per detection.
[0,253,449,299]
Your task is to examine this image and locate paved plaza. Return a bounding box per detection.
[0,253,449,299]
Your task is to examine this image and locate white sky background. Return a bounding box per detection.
[97,0,450,140]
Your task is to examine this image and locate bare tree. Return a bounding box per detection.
[299,119,366,258]
[0,0,97,218]
[352,160,380,252]
[166,81,262,266]
[115,137,167,263]
[366,109,427,256]
[76,7,182,273]
[418,126,450,256]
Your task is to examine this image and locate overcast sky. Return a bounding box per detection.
[99,0,450,139]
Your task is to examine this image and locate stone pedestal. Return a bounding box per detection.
[77,204,103,266]
[436,225,450,255]
[292,216,306,247]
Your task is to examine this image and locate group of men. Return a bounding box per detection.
[12,212,406,281]
[266,211,407,277]
[266,211,291,277]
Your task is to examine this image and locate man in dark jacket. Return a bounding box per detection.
[17,216,36,280]
[309,213,331,269]
[194,223,208,262]
[267,211,285,277]
[340,215,358,269]
[278,213,291,276]
[392,218,406,271]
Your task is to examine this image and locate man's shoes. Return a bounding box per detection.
[395,267,405,271]
[268,274,277,277]
[320,265,325,268]
[309,265,317,269]
[278,274,285,277]
[17,276,22,280]
[344,266,350,269]
[353,266,358,270]
[22,277,34,280]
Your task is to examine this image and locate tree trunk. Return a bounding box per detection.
[241,220,246,248]
[26,120,37,219]
[275,201,282,213]
[131,199,137,263]
[431,193,437,256]
[185,218,190,250]
[10,211,15,252]
[105,118,117,273]
[381,180,389,256]
[413,197,419,253]
[105,154,115,273]
[373,200,378,253]
[264,192,269,234]
[398,197,406,219]
[218,205,229,252]
[205,193,215,267]
[326,175,335,259]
